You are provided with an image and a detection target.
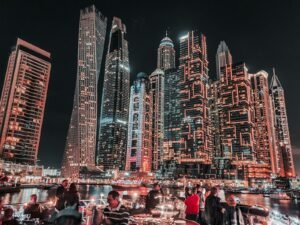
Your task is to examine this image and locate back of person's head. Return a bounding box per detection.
[30,194,38,203]
[192,187,198,194]
[196,184,201,189]
[69,183,77,193]
[108,190,119,199]
[210,187,218,196]
[4,208,13,218]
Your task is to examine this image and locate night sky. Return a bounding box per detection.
[1,0,300,173]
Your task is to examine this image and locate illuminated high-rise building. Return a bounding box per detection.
[163,68,181,172]
[97,17,130,170]
[126,73,152,172]
[149,69,164,170]
[157,32,176,71]
[178,31,211,174]
[250,71,279,175]
[62,5,107,177]
[216,41,232,80]
[0,38,51,164]
[218,62,255,163]
[270,69,295,177]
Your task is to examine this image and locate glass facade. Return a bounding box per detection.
[270,70,295,177]
[97,17,130,171]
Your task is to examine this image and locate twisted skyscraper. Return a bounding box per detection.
[62,5,107,177]
[97,17,130,171]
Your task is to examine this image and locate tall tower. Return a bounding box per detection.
[0,38,51,164]
[62,5,107,177]
[163,68,181,172]
[126,73,152,172]
[270,69,295,177]
[178,31,211,175]
[97,17,130,170]
[157,32,176,70]
[250,71,279,175]
[149,69,164,171]
[218,63,255,164]
[216,41,232,80]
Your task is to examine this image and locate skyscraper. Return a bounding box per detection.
[97,17,130,170]
[163,68,181,174]
[216,41,232,80]
[270,69,295,177]
[178,31,211,175]
[250,71,278,175]
[126,73,152,172]
[157,32,176,70]
[218,63,255,163]
[61,5,107,177]
[149,68,164,170]
[0,38,51,164]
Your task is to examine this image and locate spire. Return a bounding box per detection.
[217,41,230,53]
[166,30,168,37]
[216,40,232,79]
[270,67,283,89]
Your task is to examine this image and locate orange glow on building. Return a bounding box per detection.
[0,38,51,165]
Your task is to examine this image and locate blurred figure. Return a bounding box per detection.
[65,183,80,210]
[0,199,4,221]
[216,186,226,203]
[103,190,130,225]
[2,208,19,225]
[184,187,200,222]
[185,186,192,198]
[205,187,224,225]
[223,194,245,225]
[24,194,43,219]
[55,179,68,211]
[145,182,162,211]
[196,185,207,225]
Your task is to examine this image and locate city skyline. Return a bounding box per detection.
[1,1,300,174]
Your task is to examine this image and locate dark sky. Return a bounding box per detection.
[1,0,300,173]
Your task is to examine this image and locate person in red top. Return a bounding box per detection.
[184,187,200,222]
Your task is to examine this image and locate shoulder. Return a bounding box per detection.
[118,205,129,213]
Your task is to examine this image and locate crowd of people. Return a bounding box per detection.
[53,179,130,225]
[184,185,245,225]
[0,180,247,225]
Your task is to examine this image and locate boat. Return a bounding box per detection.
[270,192,291,200]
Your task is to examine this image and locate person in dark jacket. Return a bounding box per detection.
[55,179,68,211]
[223,195,245,225]
[145,183,162,212]
[24,194,43,219]
[2,208,20,225]
[204,186,224,225]
[64,183,80,210]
